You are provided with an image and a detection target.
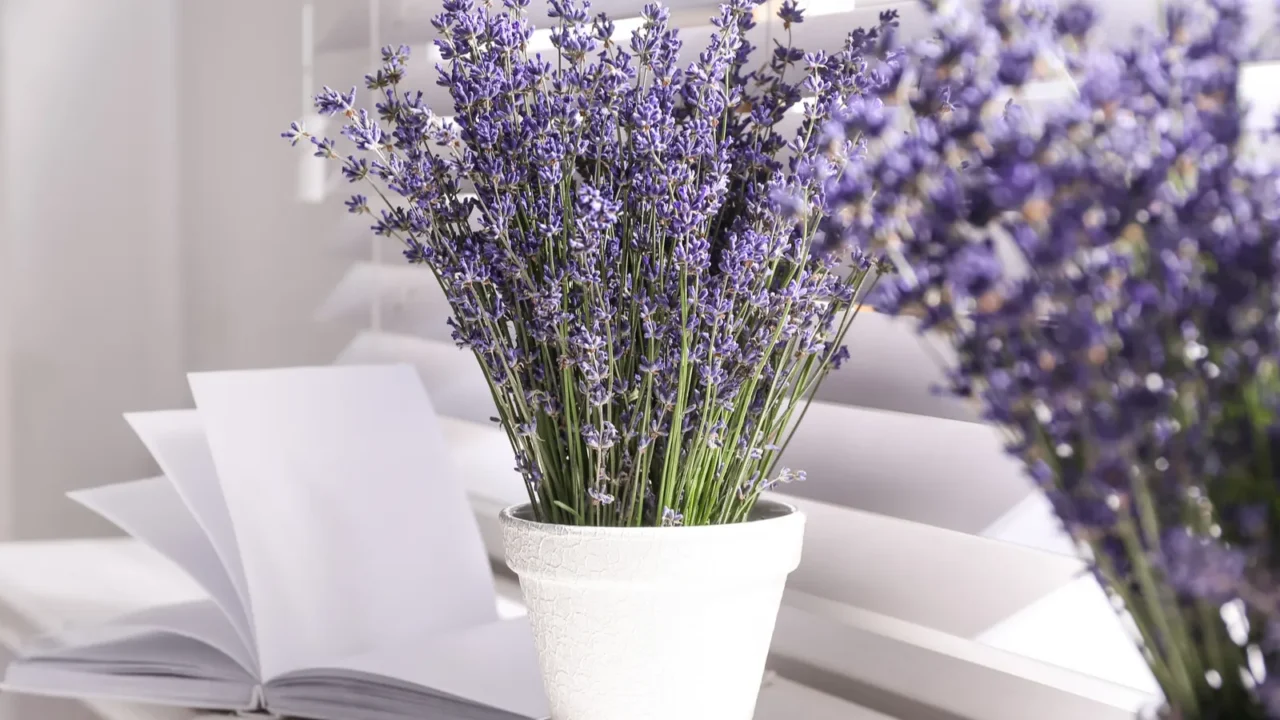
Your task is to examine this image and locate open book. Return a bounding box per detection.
[1,365,550,720]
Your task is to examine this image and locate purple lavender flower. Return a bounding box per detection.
[313,85,356,116]
[661,508,684,527]
[291,0,895,529]
[778,0,804,29]
[1161,531,1246,605]
[281,121,308,146]
[820,1,1280,716]
[309,136,337,159]
[588,487,615,506]
[344,194,368,214]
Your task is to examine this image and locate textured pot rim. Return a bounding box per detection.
[498,498,799,536]
[499,498,806,582]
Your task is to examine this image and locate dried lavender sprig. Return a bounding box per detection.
[822,0,1280,716]
[289,0,899,527]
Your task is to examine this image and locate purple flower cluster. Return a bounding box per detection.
[289,1,898,527]
[821,0,1280,715]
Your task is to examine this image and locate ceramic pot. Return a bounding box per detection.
[499,500,805,720]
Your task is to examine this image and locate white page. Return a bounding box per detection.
[68,479,255,656]
[27,627,246,682]
[188,365,498,680]
[5,628,254,711]
[315,617,548,719]
[3,664,252,712]
[125,410,252,626]
[47,601,257,677]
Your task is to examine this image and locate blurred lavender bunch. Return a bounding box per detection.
[285,0,899,527]
[822,0,1280,715]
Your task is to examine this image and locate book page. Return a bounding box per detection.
[290,617,548,720]
[188,365,498,680]
[68,479,255,656]
[4,630,254,711]
[3,664,252,713]
[40,600,255,678]
[126,410,252,625]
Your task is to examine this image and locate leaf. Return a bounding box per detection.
[552,500,582,520]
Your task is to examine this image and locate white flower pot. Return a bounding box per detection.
[499,500,805,720]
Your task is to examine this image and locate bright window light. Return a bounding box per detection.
[786,97,818,115]
[1240,61,1280,131]
[801,0,857,17]
[1017,77,1076,104]
[527,16,647,53]
[756,0,856,21]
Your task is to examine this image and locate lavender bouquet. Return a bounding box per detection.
[822,0,1280,715]
[287,1,898,527]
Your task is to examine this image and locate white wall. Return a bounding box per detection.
[1,0,185,540]
[0,0,364,541]
[0,0,12,542]
[177,0,358,374]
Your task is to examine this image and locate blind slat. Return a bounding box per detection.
[771,600,1150,720]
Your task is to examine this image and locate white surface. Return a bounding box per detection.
[0,539,895,720]
[500,502,805,720]
[187,365,498,679]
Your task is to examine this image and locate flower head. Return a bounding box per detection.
[281,121,308,146]
[661,507,684,527]
[344,194,369,214]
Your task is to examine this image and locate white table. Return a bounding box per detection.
[0,538,893,720]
